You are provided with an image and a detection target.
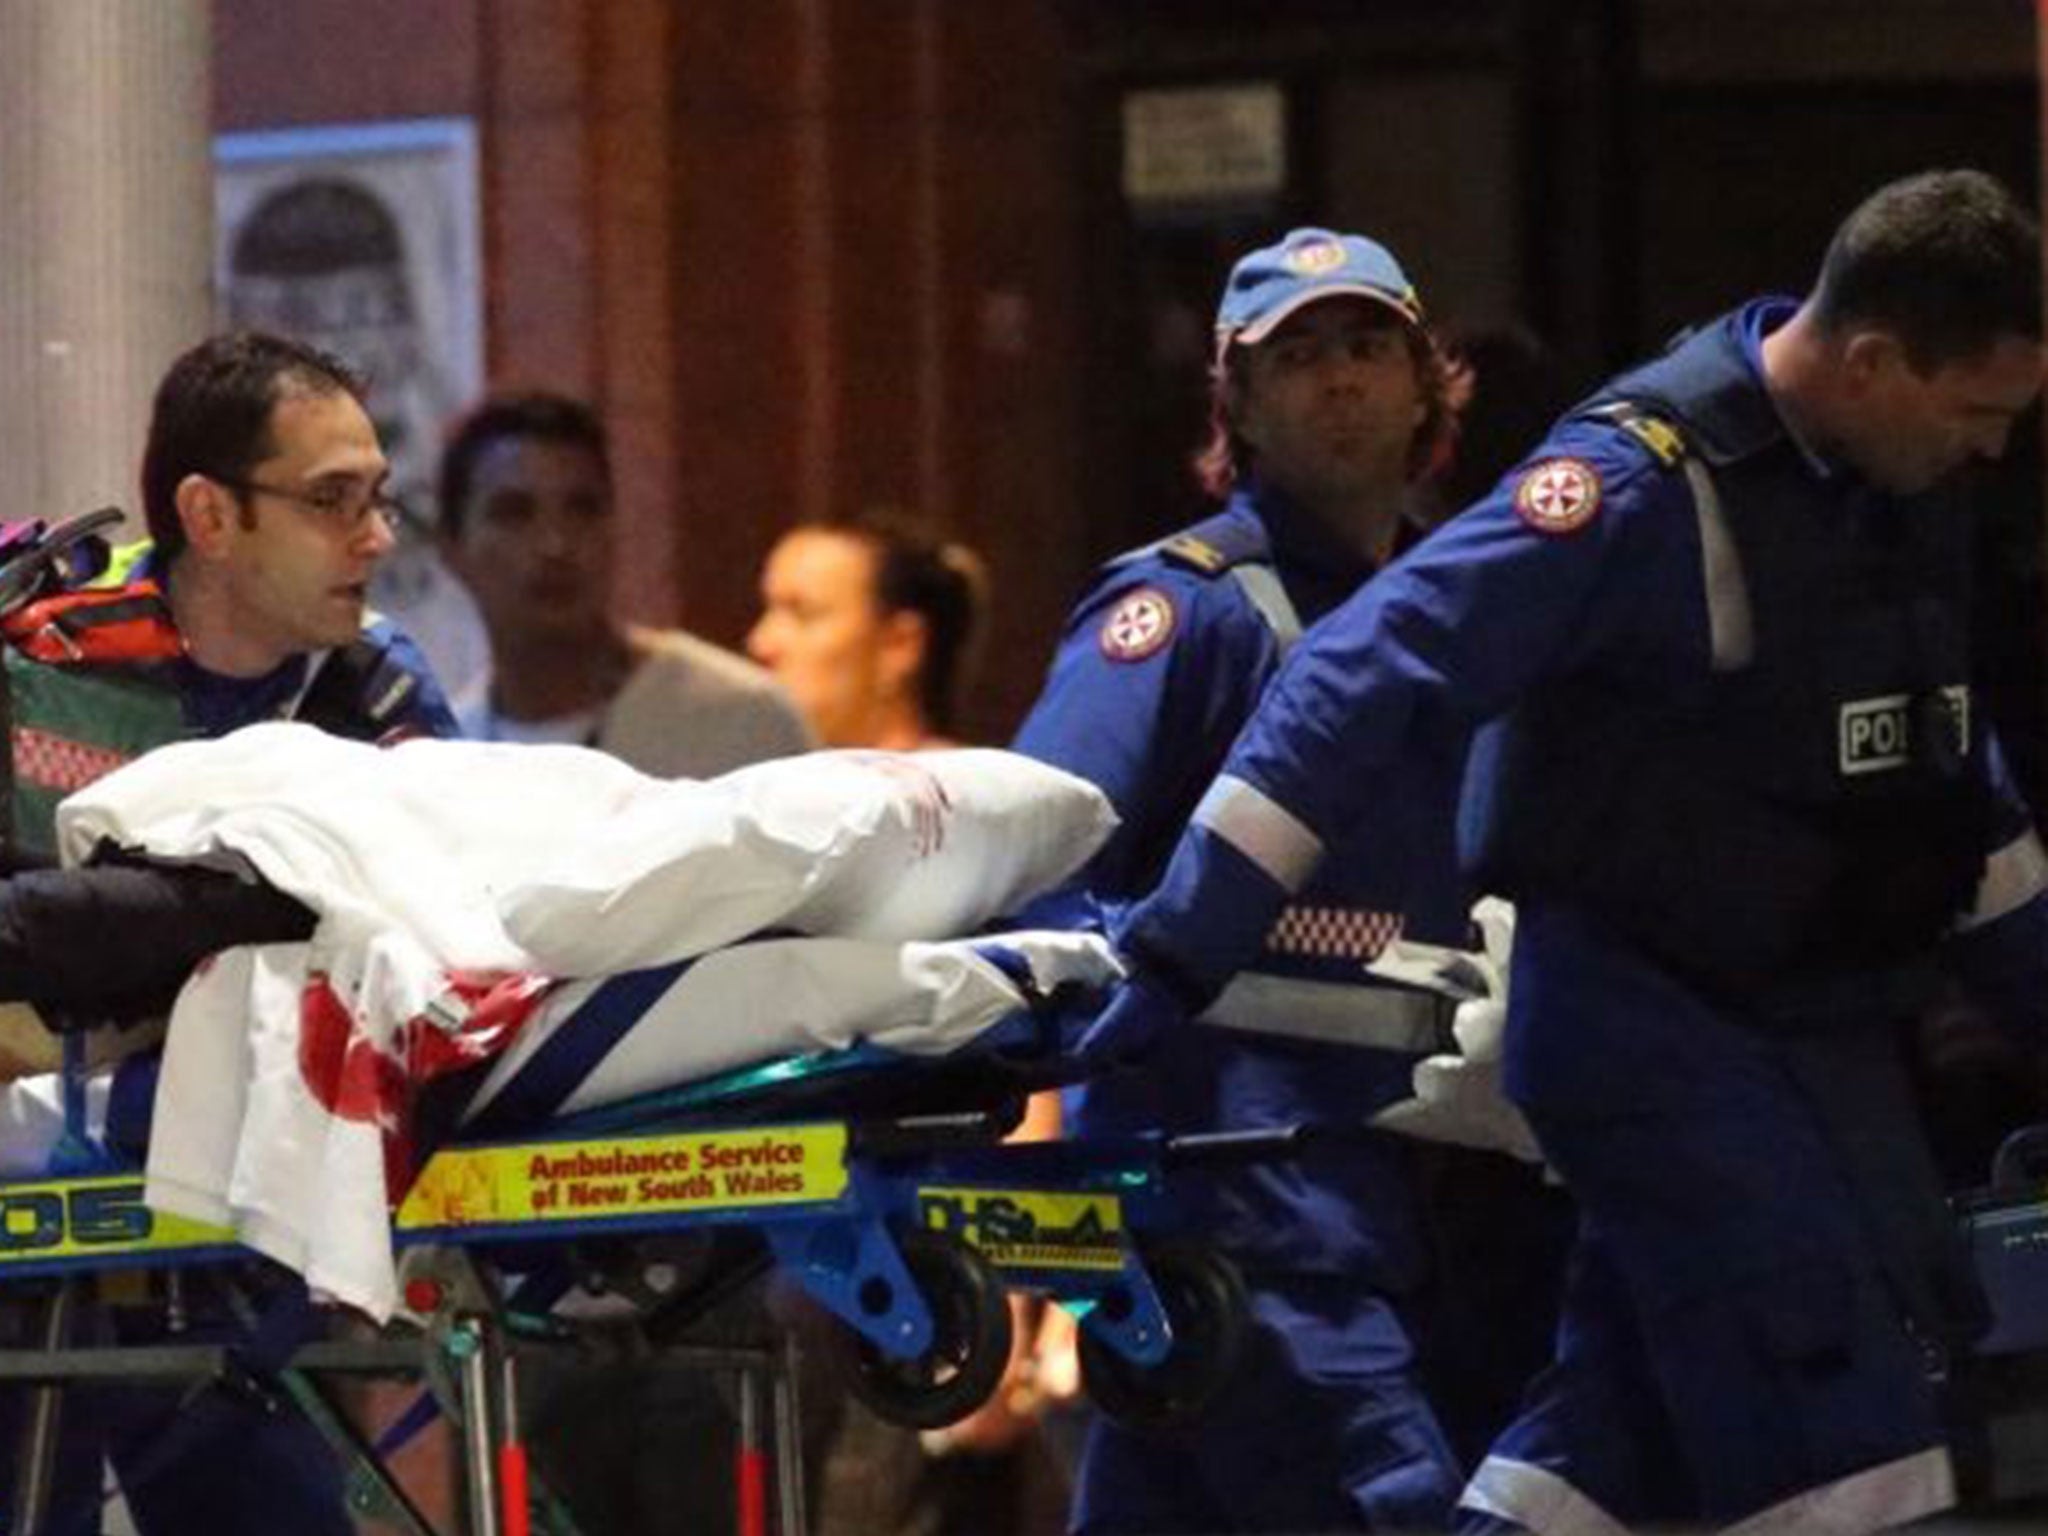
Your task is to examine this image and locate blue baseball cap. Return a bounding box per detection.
[1214,227,1425,352]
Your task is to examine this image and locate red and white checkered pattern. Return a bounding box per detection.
[11,726,129,794]
[1262,904,1404,961]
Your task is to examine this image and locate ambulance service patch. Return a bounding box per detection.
[1100,587,1176,662]
[1284,237,1349,276]
[1513,458,1603,535]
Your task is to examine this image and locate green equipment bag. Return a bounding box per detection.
[0,651,184,867]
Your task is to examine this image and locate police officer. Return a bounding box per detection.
[1014,227,1472,1532]
[1086,171,2048,1533]
[0,330,457,1535]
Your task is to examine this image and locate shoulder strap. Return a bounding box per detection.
[294,632,423,742]
[1581,401,1753,672]
[1225,563,1303,654]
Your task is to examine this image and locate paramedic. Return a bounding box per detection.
[0,329,456,1536]
[1089,169,2048,1533]
[1013,227,1472,1532]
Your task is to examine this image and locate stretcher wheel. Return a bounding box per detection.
[827,1229,1013,1430]
[1079,1241,1249,1428]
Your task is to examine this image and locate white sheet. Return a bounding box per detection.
[50,726,1118,1319]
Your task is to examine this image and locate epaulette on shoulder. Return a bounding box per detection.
[1157,532,1231,575]
[1582,401,1689,470]
[1106,512,1266,581]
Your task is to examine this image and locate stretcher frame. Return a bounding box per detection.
[0,1026,1232,1536]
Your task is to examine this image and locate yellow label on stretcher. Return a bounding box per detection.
[0,1177,235,1264]
[397,1124,851,1230]
[916,1186,1126,1271]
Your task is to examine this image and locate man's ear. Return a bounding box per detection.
[173,473,237,559]
[1839,329,1906,395]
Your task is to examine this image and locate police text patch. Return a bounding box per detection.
[1099,588,1176,663]
[1513,458,1603,535]
[1839,687,1969,776]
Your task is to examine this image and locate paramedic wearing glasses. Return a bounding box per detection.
[1013,228,1485,1533]
[117,329,457,746]
[0,330,456,1535]
[1085,171,2048,1534]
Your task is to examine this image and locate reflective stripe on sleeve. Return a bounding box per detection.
[1461,1444,1954,1536]
[1191,774,1325,893]
[1960,830,2048,931]
[1720,1445,1953,1536]
[1265,904,1404,964]
[1459,1457,1632,1536]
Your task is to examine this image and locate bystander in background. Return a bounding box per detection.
[438,392,811,774]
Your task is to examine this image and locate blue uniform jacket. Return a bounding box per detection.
[1121,301,2048,1108]
[1015,482,1473,1281]
[131,546,459,742]
[174,612,456,741]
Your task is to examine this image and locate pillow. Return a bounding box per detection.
[501,749,1117,975]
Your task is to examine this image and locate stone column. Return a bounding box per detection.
[0,0,212,535]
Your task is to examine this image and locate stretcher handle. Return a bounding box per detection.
[849,1105,1024,1156]
[1163,1122,1382,1166]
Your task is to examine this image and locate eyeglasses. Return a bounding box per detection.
[212,475,408,534]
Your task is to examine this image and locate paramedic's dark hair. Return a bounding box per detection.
[141,331,365,562]
[842,514,987,737]
[1811,169,2041,372]
[438,392,612,539]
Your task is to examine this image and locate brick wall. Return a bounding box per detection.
[213,0,1086,741]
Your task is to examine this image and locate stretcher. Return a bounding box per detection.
[0,969,1255,1536]
[0,508,1261,1533]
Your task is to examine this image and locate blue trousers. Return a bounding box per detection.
[1461,908,1957,1532]
[1072,1271,1459,1534]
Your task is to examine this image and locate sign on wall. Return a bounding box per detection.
[213,117,491,705]
[1122,82,1287,209]
[213,117,484,521]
